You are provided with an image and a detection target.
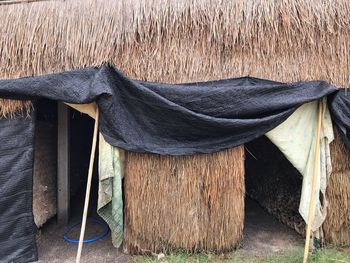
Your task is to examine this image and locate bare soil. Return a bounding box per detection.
[36,198,303,262]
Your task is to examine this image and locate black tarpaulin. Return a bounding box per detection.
[0,114,37,263]
[328,89,350,149]
[0,64,349,155]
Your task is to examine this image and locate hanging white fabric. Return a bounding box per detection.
[266,98,334,230]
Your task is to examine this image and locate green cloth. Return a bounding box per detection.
[97,133,124,247]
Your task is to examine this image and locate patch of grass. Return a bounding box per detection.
[135,248,350,263]
[308,248,350,263]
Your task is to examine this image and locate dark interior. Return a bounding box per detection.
[69,107,98,216]
[244,135,305,235]
[35,99,98,221]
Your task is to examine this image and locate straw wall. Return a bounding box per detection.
[33,121,57,227]
[123,146,245,254]
[323,127,350,245]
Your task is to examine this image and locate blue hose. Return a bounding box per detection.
[63,217,110,244]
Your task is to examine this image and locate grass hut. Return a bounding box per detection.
[0,0,349,254]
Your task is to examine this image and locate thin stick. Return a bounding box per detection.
[75,108,99,263]
[0,0,54,6]
[303,100,323,263]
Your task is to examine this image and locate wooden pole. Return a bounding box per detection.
[75,108,99,263]
[303,100,323,263]
[57,102,70,225]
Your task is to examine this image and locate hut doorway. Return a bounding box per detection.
[34,100,98,226]
[35,101,124,261]
[69,106,97,219]
[243,136,306,246]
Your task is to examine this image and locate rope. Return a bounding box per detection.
[303,100,323,263]
[75,107,99,263]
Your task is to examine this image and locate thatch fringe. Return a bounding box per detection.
[0,99,32,118]
[123,146,245,253]
[1,0,350,115]
[330,127,350,173]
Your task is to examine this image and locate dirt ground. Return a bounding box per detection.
[238,198,303,257]
[36,198,303,262]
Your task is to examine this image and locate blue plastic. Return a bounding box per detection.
[63,217,110,244]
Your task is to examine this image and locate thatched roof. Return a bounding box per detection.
[1,0,349,116]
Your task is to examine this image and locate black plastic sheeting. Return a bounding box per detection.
[0,65,350,262]
[328,89,350,149]
[0,114,37,263]
[0,64,349,155]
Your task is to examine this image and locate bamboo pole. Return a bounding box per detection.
[303,100,323,263]
[75,107,99,263]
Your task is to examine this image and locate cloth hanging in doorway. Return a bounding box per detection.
[97,133,124,247]
[266,99,334,231]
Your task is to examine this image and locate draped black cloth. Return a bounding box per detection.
[0,115,37,263]
[0,64,348,155]
[328,89,350,149]
[0,64,349,262]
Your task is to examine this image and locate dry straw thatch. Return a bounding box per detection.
[33,121,57,227]
[324,128,350,245]
[0,0,350,248]
[1,0,350,115]
[123,146,245,253]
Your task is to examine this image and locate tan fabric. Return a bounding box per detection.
[65,102,97,119]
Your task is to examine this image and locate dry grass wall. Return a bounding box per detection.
[324,128,350,245]
[123,146,245,253]
[33,121,57,227]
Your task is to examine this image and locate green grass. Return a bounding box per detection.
[135,248,350,263]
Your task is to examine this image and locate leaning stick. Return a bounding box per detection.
[303,100,323,263]
[76,107,99,263]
